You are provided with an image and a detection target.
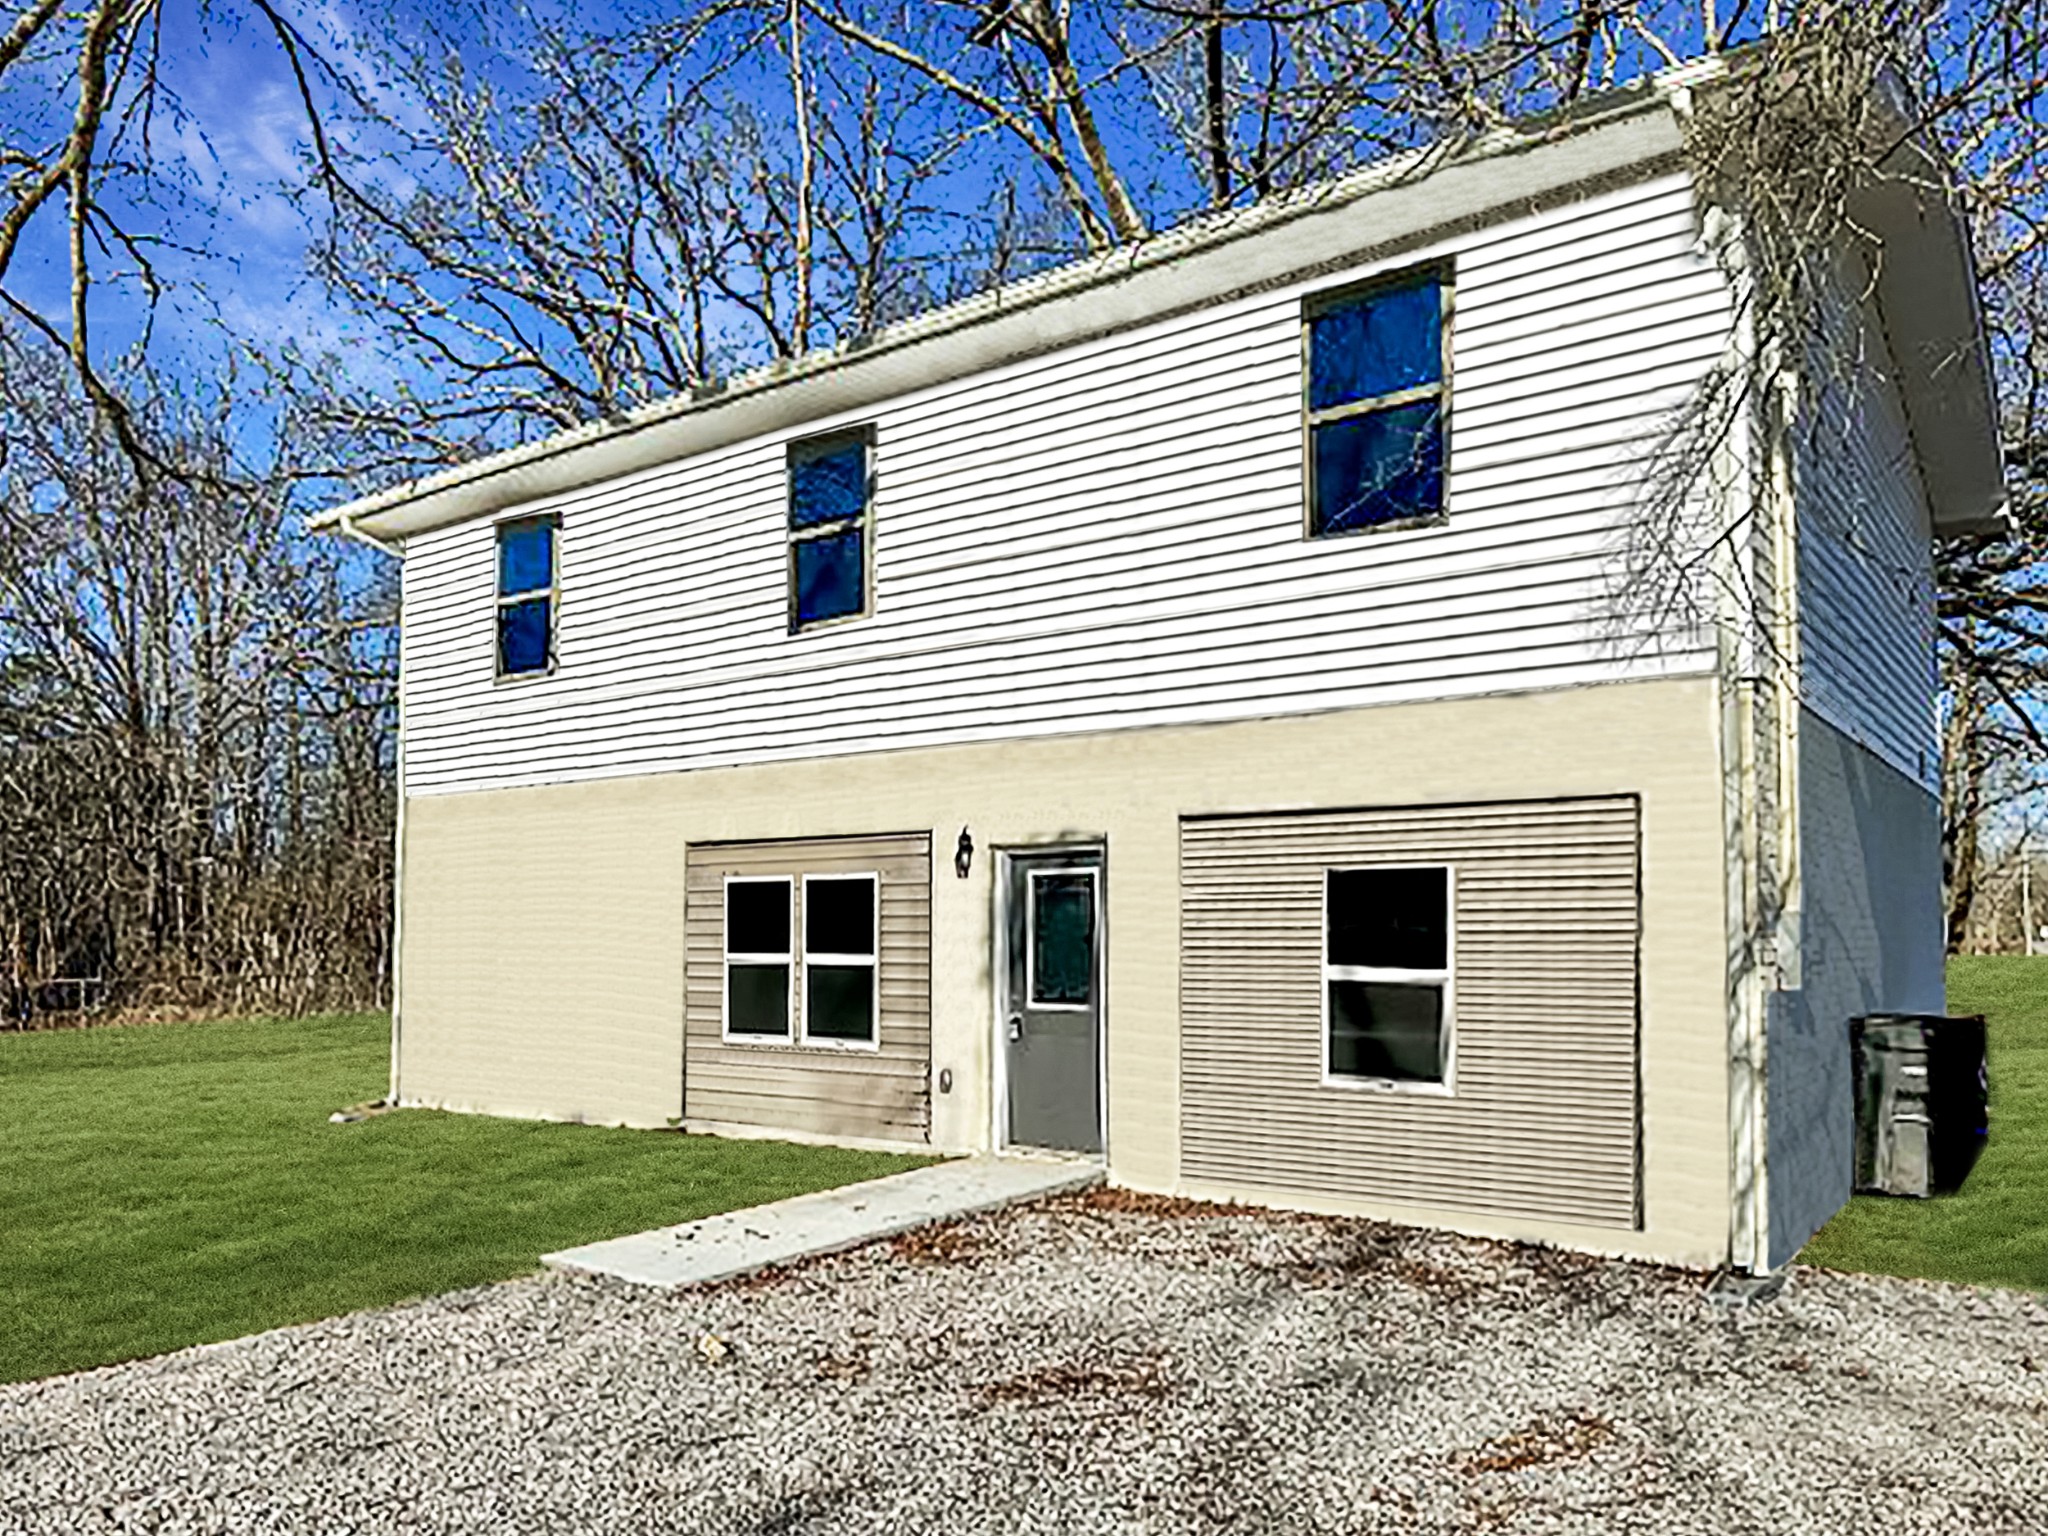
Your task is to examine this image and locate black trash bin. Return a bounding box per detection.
[1850,1014,1989,1197]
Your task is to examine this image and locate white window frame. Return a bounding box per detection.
[1025,866,1098,1013]
[798,871,881,1052]
[493,511,560,682]
[1320,862,1456,1095]
[722,875,794,1044]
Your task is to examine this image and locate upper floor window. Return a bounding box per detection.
[788,427,873,631]
[496,514,558,677]
[1304,269,1449,537]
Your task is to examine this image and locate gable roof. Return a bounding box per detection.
[311,57,2004,545]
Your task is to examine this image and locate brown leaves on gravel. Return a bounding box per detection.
[1454,1410,1615,1476]
[974,1353,1171,1408]
[885,1222,986,1264]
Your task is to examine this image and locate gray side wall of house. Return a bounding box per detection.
[1768,710,1946,1267]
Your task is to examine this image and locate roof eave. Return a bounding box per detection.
[308,92,1691,546]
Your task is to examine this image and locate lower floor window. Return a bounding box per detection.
[1324,865,1451,1085]
[723,872,877,1045]
[803,874,877,1043]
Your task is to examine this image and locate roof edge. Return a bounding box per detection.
[311,87,1693,544]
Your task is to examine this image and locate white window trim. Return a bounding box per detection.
[798,872,881,1052]
[722,875,794,1044]
[1319,863,1456,1095]
[1025,866,1097,1013]
[493,511,560,682]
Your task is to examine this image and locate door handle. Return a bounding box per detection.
[1007,1013,1024,1041]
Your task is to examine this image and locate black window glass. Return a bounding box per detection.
[497,597,551,675]
[789,439,868,529]
[1031,873,1094,1006]
[1312,399,1444,535]
[1327,868,1447,970]
[498,518,554,595]
[728,963,790,1035]
[806,964,875,1041]
[794,528,865,626]
[1328,981,1444,1082]
[727,881,790,955]
[1309,280,1442,411]
[806,878,874,957]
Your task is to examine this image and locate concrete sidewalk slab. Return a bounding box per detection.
[541,1155,1102,1289]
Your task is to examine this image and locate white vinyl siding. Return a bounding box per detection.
[1792,272,1941,791]
[398,175,1729,797]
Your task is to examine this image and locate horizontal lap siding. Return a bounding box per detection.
[1795,273,1939,789]
[684,834,932,1142]
[1179,798,1641,1227]
[400,176,1727,796]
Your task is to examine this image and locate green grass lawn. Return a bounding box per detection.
[0,1012,930,1384]
[1800,955,2048,1290]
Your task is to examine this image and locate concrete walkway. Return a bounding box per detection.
[541,1154,1102,1288]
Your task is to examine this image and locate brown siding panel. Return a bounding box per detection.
[685,832,933,1142]
[1179,797,1641,1228]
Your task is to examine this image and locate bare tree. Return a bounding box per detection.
[0,335,395,1023]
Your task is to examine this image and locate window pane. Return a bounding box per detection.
[1031,874,1094,1006]
[1329,981,1444,1082]
[1308,279,1442,411]
[497,597,551,675]
[806,878,874,957]
[806,963,875,1041]
[1311,400,1444,535]
[727,881,791,955]
[497,518,554,596]
[728,963,790,1035]
[790,439,869,529]
[1328,868,1447,970]
[793,528,866,626]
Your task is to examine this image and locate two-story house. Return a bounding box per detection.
[315,62,2005,1275]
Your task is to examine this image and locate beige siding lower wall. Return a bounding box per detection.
[396,675,1730,1267]
[1181,798,1643,1229]
[683,834,933,1142]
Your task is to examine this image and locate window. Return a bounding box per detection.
[724,878,793,1038]
[721,872,878,1046]
[1028,869,1096,1008]
[802,874,877,1044]
[788,428,873,630]
[496,514,559,676]
[1323,865,1452,1086]
[1304,269,1449,537]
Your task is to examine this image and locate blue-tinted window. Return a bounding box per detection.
[497,596,551,676]
[498,517,554,595]
[794,528,865,627]
[1308,280,1442,411]
[495,516,557,676]
[1311,400,1444,536]
[790,440,869,529]
[1305,271,1448,538]
[788,429,874,629]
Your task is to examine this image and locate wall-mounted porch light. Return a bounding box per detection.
[954,827,974,879]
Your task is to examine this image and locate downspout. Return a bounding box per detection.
[335,512,406,1107]
[1693,179,1775,1278]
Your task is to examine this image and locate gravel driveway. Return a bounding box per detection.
[5,1188,2047,1534]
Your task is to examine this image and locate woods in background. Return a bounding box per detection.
[0,337,394,1023]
